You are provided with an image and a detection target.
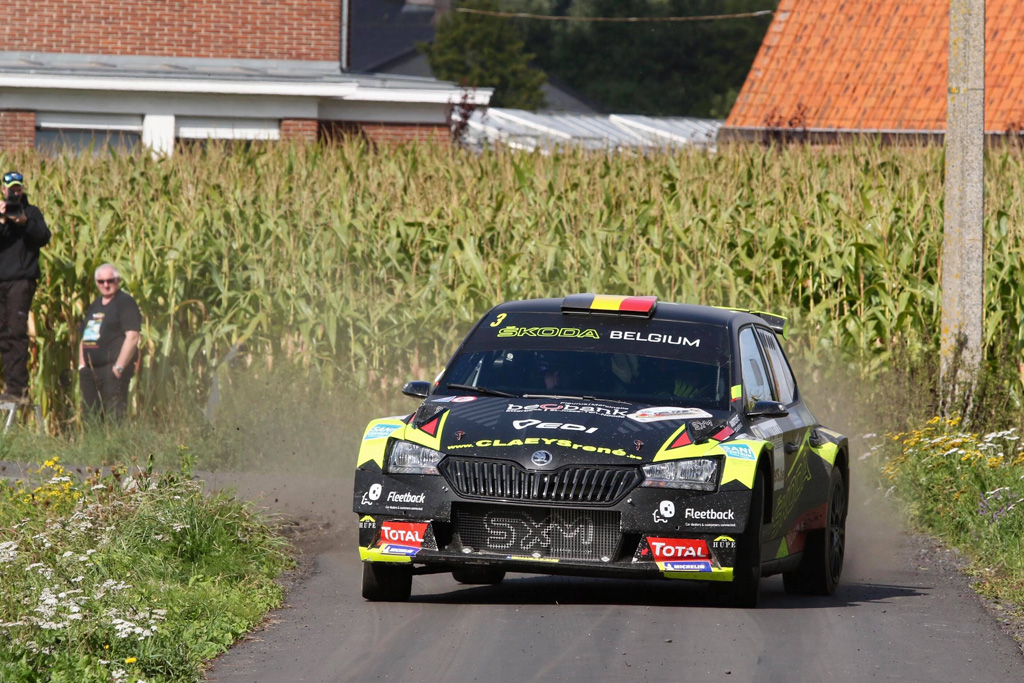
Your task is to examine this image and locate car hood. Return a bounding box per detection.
[414,396,736,467]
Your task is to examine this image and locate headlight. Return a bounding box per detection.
[386,441,444,475]
[641,457,719,491]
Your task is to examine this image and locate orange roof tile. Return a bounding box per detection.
[725,0,1024,133]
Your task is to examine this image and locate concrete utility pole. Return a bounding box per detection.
[941,0,985,393]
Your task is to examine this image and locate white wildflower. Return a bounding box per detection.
[0,540,17,564]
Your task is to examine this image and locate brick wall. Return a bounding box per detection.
[323,122,448,144]
[3,0,340,61]
[281,119,319,142]
[0,112,36,150]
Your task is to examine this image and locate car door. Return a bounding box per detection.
[753,326,817,544]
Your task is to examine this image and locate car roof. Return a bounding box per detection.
[488,296,774,333]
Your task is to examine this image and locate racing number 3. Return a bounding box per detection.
[490,313,507,327]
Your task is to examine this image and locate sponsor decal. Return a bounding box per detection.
[430,395,456,403]
[664,561,713,572]
[770,452,814,538]
[497,326,600,339]
[378,520,428,557]
[653,500,675,523]
[627,406,713,423]
[387,491,426,504]
[359,515,376,530]
[359,483,383,506]
[647,537,710,562]
[690,419,715,433]
[506,402,629,418]
[684,508,735,521]
[720,443,757,460]
[711,535,737,550]
[609,330,700,347]
[446,437,641,459]
[451,396,477,403]
[484,511,596,552]
[379,544,419,556]
[531,450,553,466]
[364,423,402,441]
[512,419,598,434]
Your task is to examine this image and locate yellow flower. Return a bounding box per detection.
[125,657,137,664]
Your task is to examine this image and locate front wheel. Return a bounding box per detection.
[783,465,847,595]
[361,562,413,602]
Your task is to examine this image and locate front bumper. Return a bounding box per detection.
[354,467,753,582]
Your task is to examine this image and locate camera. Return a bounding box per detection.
[2,192,24,219]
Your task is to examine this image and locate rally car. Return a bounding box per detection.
[353,294,849,607]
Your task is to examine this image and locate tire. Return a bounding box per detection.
[783,465,847,596]
[452,567,506,585]
[726,469,766,608]
[361,562,413,602]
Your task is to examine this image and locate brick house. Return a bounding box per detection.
[721,0,1024,142]
[0,0,491,153]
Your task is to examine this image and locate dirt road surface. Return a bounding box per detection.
[202,468,1023,683]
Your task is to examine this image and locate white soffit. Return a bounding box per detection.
[36,111,143,131]
[176,117,280,140]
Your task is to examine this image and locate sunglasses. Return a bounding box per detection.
[3,172,23,185]
[96,278,119,285]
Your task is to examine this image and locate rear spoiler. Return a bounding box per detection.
[561,293,657,318]
[720,307,788,336]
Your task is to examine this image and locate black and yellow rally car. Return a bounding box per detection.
[353,294,849,607]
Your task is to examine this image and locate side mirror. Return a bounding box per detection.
[402,380,431,398]
[746,400,789,419]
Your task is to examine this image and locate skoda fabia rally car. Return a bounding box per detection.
[353,295,849,607]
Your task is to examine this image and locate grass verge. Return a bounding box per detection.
[0,455,293,682]
[874,417,1024,620]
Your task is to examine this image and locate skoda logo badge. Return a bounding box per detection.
[531,450,553,466]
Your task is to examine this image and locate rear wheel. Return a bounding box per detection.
[452,567,506,585]
[725,469,766,608]
[783,465,847,595]
[361,562,413,602]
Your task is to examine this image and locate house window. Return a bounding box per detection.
[36,112,143,155]
[175,118,280,141]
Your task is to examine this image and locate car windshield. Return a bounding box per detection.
[438,312,731,410]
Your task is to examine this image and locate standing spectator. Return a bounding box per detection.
[0,171,51,403]
[79,264,141,421]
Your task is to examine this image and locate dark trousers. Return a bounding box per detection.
[0,279,36,396]
[80,365,133,421]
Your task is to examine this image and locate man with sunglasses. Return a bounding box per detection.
[78,264,141,421]
[0,171,51,403]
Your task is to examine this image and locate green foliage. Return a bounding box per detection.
[0,456,292,682]
[422,0,548,109]
[2,140,1024,430]
[877,418,1024,608]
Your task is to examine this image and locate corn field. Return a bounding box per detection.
[2,140,1023,427]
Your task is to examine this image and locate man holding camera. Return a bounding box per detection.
[0,171,50,403]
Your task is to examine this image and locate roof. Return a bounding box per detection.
[465,109,721,152]
[491,296,765,330]
[724,0,1024,135]
[0,51,490,104]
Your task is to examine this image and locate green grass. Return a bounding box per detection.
[0,456,293,683]
[874,416,1024,615]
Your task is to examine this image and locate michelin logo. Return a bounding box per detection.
[664,561,712,572]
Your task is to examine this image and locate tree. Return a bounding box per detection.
[421,0,548,111]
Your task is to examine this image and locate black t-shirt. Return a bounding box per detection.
[81,290,142,367]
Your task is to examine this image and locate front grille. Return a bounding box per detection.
[453,503,621,561]
[439,457,641,506]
